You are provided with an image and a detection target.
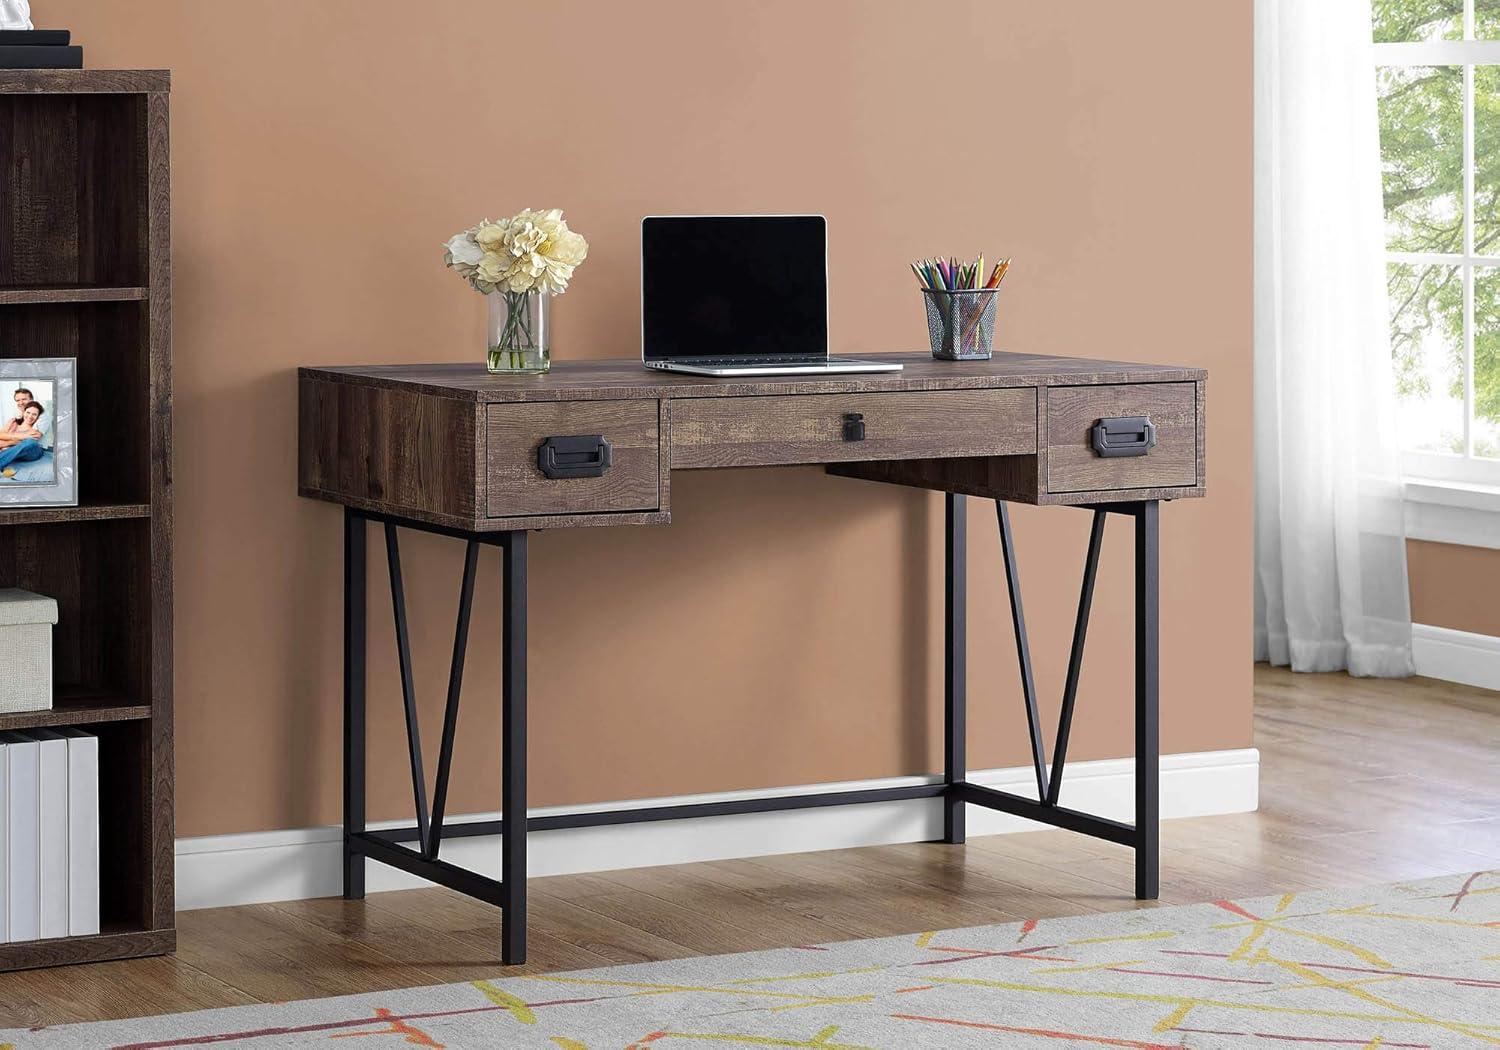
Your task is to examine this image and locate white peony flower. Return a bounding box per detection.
[552,229,588,267]
[472,221,509,252]
[444,208,589,296]
[505,224,546,259]
[475,253,509,287]
[443,232,484,272]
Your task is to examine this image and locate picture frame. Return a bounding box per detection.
[0,358,77,507]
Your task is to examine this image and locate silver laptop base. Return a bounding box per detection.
[646,356,903,377]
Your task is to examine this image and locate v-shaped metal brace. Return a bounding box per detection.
[996,502,1107,808]
[384,524,480,861]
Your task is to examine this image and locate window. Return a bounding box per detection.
[1376,0,1500,484]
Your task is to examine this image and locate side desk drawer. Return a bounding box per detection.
[1045,382,1197,493]
[486,400,660,517]
[672,388,1036,468]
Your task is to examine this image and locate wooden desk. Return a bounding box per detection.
[298,351,1206,964]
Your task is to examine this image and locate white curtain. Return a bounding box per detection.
[1254,0,1414,677]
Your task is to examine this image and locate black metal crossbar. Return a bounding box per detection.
[996,501,1049,799]
[954,782,1136,847]
[367,783,950,847]
[349,831,507,906]
[382,525,432,858]
[1049,509,1106,806]
[428,539,479,860]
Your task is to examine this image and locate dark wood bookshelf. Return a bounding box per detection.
[0,69,173,970]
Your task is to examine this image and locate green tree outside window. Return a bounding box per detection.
[1376,0,1500,458]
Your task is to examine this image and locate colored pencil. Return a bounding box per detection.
[911,253,1012,291]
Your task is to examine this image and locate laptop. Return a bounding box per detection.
[641,215,902,377]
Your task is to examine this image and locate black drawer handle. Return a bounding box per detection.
[538,435,612,479]
[1091,416,1157,458]
[843,412,866,442]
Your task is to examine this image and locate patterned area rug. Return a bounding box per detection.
[5,871,1499,1048]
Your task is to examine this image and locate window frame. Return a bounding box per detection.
[1377,8,1500,487]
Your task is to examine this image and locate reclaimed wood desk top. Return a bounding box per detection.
[299,352,1206,530]
[300,351,1205,402]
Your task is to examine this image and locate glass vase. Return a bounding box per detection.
[486,289,550,374]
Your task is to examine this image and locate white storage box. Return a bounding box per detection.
[0,589,57,713]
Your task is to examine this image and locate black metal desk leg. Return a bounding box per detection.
[1134,501,1160,900]
[343,508,367,900]
[501,530,529,964]
[943,493,967,844]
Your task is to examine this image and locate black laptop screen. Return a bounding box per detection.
[642,216,828,360]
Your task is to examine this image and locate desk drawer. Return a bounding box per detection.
[1045,382,1197,493]
[672,388,1036,468]
[486,400,660,517]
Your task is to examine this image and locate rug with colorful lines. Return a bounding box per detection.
[5,871,1499,1048]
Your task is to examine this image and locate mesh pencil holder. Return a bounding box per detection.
[923,288,998,361]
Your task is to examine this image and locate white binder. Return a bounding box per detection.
[3,732,40,942]
[0,740,7,943]
[56,728,98,937]
[23,731,69,939]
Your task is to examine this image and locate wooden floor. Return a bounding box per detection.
[2,665,1498,1029]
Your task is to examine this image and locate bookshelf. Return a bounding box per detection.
[0,69,173,970]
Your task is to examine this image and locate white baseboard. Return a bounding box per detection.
[1412,623,1500,691]
[175,748,1260,912]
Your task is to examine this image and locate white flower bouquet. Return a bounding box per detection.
[444,208,589,374]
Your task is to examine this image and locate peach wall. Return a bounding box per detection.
[1408,540,1500,636]
[48,0,1254,837]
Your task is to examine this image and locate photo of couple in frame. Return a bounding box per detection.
[0,359,76,507]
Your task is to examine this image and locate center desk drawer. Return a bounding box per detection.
[672,388,1036,468]
[486,400,660,517]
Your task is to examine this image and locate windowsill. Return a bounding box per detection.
[1404,479,1500,550]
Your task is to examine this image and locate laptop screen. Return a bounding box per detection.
[642,215,828,361]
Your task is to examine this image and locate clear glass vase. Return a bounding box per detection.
[486,290,550,374]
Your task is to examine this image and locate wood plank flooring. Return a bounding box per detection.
[2,665,1497,1029]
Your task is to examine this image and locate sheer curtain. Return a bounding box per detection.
[1254,0,1413,677]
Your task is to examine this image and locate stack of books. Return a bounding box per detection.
[0,29,81,69]
[0,730,99,941]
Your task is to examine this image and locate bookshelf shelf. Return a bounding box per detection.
[0,926,174,973]
[0,691,151,733]
[0,286,148,305]
[0,501,151,526]
[0,70,172,972]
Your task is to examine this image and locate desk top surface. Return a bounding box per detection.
[301,351,1206,404]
